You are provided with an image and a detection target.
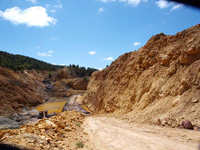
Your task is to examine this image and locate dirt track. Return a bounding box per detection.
[83,117,200,150]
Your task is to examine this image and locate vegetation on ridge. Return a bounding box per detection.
[68,64,98,78]
[0,51,98,77]
[0,51,63,71]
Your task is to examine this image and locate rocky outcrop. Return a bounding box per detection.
[72,78,88,90]
[50,78,88,97]
[84,24,200,126]
[55,68,71,80]
[0,67,44,116]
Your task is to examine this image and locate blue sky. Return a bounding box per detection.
[0,0,199,70]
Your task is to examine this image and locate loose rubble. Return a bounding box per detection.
[0,111,89,150]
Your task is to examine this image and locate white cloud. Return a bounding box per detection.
[54,4,62,9]
[0,6,57,27]
[119,0,147,6]
[45,4,50,7]
[127,0,140,6]
[170,4,183,11]
[133,42,141,46]
[155,0,183,11]
[155,0,169,8]
[37,52,52,57]
[26,0,37,3]
[89,51,96,55]
[52,63,56,65]
[50,9,56,13]
[48,50,53,53]
[52,37,58,40]
[99,0,147,6]
[100,0,116,2]
[60,64,66,66]
[96,68,103,70]
[103,57,114,61]
[98,7,104,13]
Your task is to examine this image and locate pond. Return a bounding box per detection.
[35,101,67,114]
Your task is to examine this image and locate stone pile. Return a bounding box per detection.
[0,111,88,150]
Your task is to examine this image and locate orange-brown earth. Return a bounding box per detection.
[0,67,45,116]
[0,111,91,150]
[84,24,200,128]
[0,66,89,116]
[45,67,89,98]
[1,24,200,150]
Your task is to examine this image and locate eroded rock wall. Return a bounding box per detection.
[84,24,200,125]
[0,67,44,116]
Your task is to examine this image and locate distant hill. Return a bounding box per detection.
[0,51,63,71]
[0,51,98,77]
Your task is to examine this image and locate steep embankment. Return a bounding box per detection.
[0,67,45,116]
[84,24,200,126]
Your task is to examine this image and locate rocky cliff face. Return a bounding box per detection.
[84,24,200,126]
[46,67,89,97]
[50,78,88,97]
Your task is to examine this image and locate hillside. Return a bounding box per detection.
[0,51,98,78]
[0,67,45,116]
[0,51,63,72]
[0,51,97,116]
[84,24,200,127]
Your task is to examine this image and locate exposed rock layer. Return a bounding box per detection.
[84,24,200,126]
[0,68,44,116]
[50,78,88,97]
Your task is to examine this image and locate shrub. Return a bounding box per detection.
[76,141,84,148]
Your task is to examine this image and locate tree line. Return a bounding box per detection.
[0,51,98,77]
[0,51,63,71]
[68,64,98,78]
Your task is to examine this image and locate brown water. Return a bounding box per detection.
[35,101,67,113]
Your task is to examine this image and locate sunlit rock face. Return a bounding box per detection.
[84,24,200,126]
[0,67,44,116]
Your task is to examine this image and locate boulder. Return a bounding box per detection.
[72,78,88,90]
[182,120,193,130]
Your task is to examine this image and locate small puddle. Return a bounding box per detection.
[35,101,67,114]
[2,96,90,130]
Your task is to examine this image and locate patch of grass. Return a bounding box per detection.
[75,122,81,127]
[76,141,84,148]
[82,76,89,81]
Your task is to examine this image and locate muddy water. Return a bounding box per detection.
[35,101,67,113]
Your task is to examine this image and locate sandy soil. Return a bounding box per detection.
[83,116,200,150]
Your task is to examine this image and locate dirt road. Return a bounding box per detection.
[62,94,89,114]
[83,117,200,150]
